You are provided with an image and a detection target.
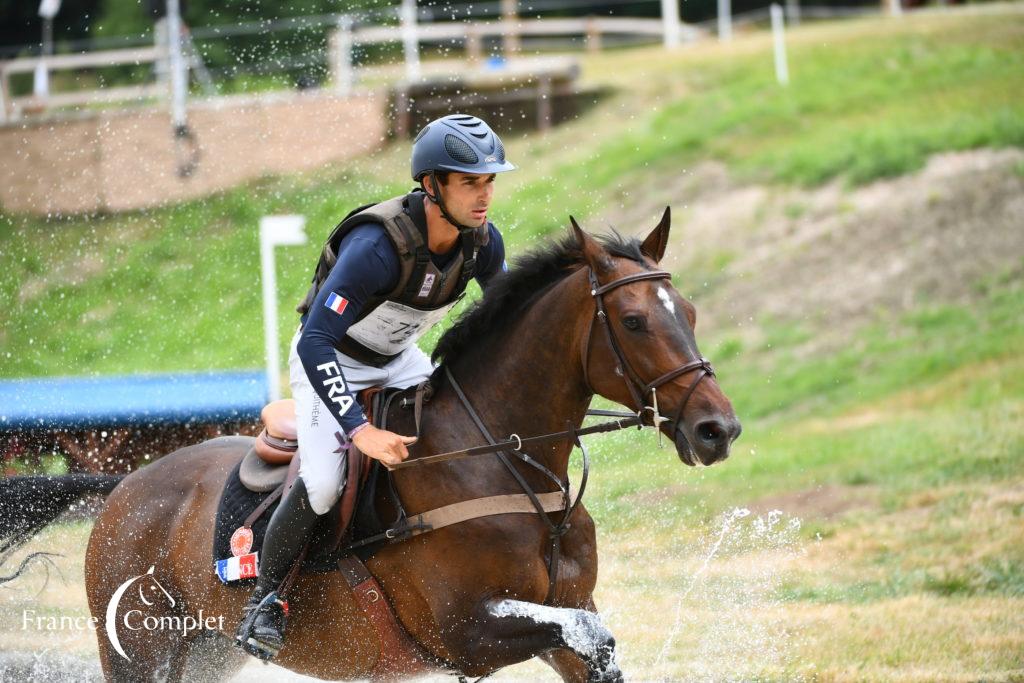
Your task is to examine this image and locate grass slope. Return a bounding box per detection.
[1,10,1022,378]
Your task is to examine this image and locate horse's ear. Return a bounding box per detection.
[570,216,609,272]
[640,206,671,263]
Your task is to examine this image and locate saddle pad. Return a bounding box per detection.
[212,459,338,581]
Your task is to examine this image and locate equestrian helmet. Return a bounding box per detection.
[411,114,516,180]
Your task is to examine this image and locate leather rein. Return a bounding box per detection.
[379,266,717,603]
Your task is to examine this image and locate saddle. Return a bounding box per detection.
[234,386,409,557]
[214,385,440,677]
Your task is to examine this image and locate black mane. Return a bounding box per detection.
[431,229,649,366]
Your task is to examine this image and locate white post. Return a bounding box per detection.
[660,0,681,49]
[718,0,733,42]
[0,75,9,123]
[890,0,903,17]
[33,63,50,99]
[770,3,789,86]
[166,0,188,130]
[400,0,421,81]
[36,0,60,99]
[260,215,308,402]
[331,15,354,95]
[502,0,520,57]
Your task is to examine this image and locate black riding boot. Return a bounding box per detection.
[235,476,320,660]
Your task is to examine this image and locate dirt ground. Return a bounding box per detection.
[605,148,1024,350]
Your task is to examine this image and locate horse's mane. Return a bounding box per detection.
[431,229,649,366]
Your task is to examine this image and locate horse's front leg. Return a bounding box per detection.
[540,648,593,683]
[458,599,621,683]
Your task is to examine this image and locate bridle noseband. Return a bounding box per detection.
[581,267,716,437]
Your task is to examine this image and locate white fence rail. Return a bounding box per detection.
[1,3,898,122]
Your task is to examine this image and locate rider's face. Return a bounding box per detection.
[436,172,496,228]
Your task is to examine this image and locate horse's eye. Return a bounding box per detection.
[622,315,645,331]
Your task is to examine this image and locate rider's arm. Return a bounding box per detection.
[295,225,400,435]
[474,223,507,291]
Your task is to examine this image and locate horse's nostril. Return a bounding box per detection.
[696,420,726,445]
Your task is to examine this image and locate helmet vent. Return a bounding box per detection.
[470,131,489,140]
[444,134,479,164]
[414,125,430,142]
[495,138,506,163]
[452,114,476,121]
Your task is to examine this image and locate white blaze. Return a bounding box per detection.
[657,286,677,320]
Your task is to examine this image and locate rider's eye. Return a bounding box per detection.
[622,315,645,331]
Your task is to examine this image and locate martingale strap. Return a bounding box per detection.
[443,367,588,605]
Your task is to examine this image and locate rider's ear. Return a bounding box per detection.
[640,206,671,263]
[570,216,612,273]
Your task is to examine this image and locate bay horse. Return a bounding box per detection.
[0,213,740,682]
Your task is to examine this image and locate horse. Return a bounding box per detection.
[0,212,740,682]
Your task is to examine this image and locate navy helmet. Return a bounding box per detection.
[411,114,516,181]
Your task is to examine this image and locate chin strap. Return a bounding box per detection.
[423,170,482,289]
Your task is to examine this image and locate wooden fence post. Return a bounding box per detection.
[586,17,602,53]
[466,25,483,66]
[502,0,520,57]
[537,74,552,132]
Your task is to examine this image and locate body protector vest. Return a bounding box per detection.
[296,190,489,367]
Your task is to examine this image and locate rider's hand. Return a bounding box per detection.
[350,424,417,469]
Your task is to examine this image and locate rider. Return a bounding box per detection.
[236,114,516,659]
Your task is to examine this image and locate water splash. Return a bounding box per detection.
[654,506,752,667]
[650,506,806,681]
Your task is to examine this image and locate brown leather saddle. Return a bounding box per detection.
[233,388,441,677]
[237,387,389,554]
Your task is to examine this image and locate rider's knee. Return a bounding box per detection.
[302,477,342,515]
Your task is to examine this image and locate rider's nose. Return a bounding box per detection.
[695,417,742,451]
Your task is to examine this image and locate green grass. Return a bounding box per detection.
[2,11,1021,379]
[580,272,1024,515]
[572,14,1024,188]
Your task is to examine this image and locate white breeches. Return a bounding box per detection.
[287,327,434,515]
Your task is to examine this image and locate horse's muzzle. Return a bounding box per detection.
[675,416,741,466]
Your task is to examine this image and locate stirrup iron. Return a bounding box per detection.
[236,591,289,661]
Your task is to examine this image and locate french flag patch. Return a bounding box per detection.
[324,292,349,316]
[214,552,259,583]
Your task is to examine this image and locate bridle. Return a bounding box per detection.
[580,267,716,438]
[372,263,719,604]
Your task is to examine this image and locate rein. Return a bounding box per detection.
[376,266,719,603]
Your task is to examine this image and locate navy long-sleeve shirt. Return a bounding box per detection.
[296,220,506,433]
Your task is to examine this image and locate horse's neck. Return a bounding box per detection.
[442,269,593,480]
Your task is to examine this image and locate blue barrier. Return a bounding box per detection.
[0,371,268,431]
